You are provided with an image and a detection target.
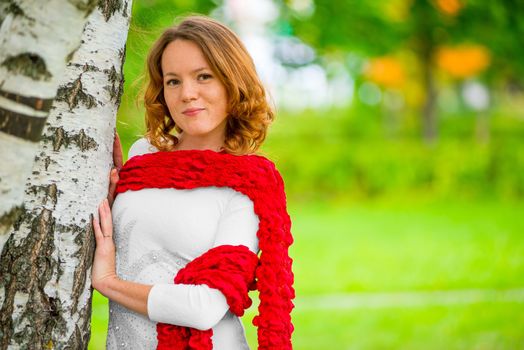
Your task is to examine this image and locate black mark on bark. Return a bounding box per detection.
[0,205,23,237]
[0,89,54,112]
[105,65,125,104]
[0,107,47,142]
[68,0,98,17]
[0,208,57,349]
[1,53,52,81]
[70,220,95,314]
[6,1,24,17]
[26,184,59,207]
[52,126,65,152]
[45,126,98,152]
[74,63,101,73]
[43,156,52,171]
[99,0,123,21]
[56,76,98,111]
[103,47,126,104]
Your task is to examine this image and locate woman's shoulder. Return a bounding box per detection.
[128,137,159,159]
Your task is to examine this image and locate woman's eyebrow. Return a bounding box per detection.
[164,67,208,77]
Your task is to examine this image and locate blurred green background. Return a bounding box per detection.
[90,1,524,349]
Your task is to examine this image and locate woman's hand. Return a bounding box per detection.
[92,198,118,294]
[108,131,123,207]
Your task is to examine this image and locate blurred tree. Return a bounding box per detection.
[279,0,443,141]
[131,0,216,29]
[279,0,524,141]
[410,0,441,142]
[278,1,404,56]
[456,0,524,90]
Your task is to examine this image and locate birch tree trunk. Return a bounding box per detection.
[0,1,132,348]
[0,0,99,242]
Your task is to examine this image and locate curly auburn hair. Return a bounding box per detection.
[143,15,274,155]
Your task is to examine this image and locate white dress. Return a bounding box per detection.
[106,138,260,349]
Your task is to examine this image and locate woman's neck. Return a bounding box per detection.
[174,134,224,152]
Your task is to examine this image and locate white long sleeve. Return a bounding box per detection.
[146,190,259,329]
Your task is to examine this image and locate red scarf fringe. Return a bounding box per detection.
[116,150,294,349]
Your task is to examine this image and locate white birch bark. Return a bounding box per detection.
[0,1,132,348]
[0,0,98,240]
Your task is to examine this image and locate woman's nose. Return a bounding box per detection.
[181,81,198,102]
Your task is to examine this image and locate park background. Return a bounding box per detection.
[89,0,524,349]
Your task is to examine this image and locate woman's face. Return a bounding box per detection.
[161,39,229,148]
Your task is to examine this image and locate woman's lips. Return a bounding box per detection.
[182,108,204,117]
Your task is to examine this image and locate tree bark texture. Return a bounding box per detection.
[0,1,132,348]
[0,0,98,239]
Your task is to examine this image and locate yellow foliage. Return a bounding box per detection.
[436,45,491,79]
[365,57,405,88]
[383,0,412,22]
[434,0,463,15]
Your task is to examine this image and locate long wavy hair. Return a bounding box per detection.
[143,15,274,155]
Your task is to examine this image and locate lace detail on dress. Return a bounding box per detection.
[112,209,137,279]
[107,302,157,349]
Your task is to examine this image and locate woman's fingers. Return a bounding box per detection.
[92,215,104,242]
[91,200,117,292]
[110,168,120,185]
[93,199,113,240]
[99,199,113,237]
[107,168,120,207]
[108,131,123,207]
[113,131,123,170]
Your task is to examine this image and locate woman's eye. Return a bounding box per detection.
[166,79,180,86]
[197,73,212,81]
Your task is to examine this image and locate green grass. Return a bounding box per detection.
[242,303,524,350]
[89,198,524,349]
[289,198,524,294]
[90,291,109,350]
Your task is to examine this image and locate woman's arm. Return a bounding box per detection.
[93,135,151,315]
[92,199,224,328]
[91,199,152,316]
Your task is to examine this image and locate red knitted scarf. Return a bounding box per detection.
[115,150,294,349]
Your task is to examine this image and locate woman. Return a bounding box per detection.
[91,16,294,349]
